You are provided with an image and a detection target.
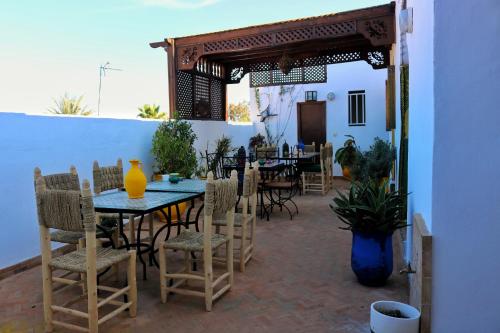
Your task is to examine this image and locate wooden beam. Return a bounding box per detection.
[166,38,177,118]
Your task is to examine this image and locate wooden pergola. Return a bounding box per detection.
[151,2,395,121]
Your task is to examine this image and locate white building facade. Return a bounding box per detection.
[249,61,390,176]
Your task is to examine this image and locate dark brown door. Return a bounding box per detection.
[297,101,326,151]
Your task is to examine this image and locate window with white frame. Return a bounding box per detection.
[348,90,366,126]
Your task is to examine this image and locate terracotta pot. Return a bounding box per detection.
[342,166,351,179]
[124,159,147,199]
[153,173,163,182]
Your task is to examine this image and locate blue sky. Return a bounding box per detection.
[0,0,386,118]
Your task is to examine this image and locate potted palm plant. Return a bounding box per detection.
[334,135,358,178]
[330,180,408,286]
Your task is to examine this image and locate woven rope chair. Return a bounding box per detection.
[39,166,117,247]
[159,170,238,311]
[301,143,330,195]
[93,159,154,245]
[212,164,259,272]
[35,167,137,333]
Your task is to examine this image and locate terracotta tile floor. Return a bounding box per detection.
[0,179,407,333]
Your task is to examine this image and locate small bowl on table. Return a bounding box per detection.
[169,173,180,184]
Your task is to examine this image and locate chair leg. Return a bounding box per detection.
[159,242,168,303]
[42,266,53,332]
[127,250,137,317]
[226,240,234,288]
[204,249,213,312]
[39,226,54,333]
[111,231,120,282]
[240,226,246,273]
[87,267,98,333]
[77,239,87,294]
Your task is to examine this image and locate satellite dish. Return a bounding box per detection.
[327,92,335,101]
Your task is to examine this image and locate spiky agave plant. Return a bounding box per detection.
[330,180,408,234]
[48,94,92,116]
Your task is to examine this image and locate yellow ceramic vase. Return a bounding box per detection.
[156,202,188,223]
[125,159,147,199]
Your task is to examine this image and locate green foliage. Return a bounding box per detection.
[208,135,234,175]
[151,115,197,178]
[248,133,266,149]
[351,138,396,182]
[228,101,251,122]
[334,135,358,168]
[254,88,261,111]
[137,104,166,119]
[48,94,92,116]
[330,180,408,234]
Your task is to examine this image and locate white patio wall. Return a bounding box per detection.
[402,0,435,232]
[431,0,500,331]
[394,0,500,330]
[250,61,390,176]
[0,112,254,268]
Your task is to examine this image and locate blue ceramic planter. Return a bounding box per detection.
[351,231,393,286]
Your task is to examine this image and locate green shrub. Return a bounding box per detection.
[151,115,197,178]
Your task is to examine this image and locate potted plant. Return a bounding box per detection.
[151,114,197,178]
[248,133,266,159]
[363,137,396,183]
[330,180,408,286]
[208,135,234,177]
[350,137,396,184]
[334,135,358,178]
[370,300,420,333]
[151,114,197,221]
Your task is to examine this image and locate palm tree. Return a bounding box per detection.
[48,94,92,116]
[137,104,166,119]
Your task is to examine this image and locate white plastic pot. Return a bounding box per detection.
[370,301,420,333]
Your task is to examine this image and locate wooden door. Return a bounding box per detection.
[297,101,326,151]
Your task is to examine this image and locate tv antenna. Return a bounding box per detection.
[97,62,123,116]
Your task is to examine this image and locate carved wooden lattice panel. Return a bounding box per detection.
[275,28,313,43]
[176,70,193,119]
[194,75,210,119]
[201,21,357,56]
[315,21,356,37]
[204,39,237,53]
[272,67,303,84]
[304,65,327,82]
[238,34,273,49]
[250,65,326,87]
[210,78,225,120]
[176,70,226,120]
